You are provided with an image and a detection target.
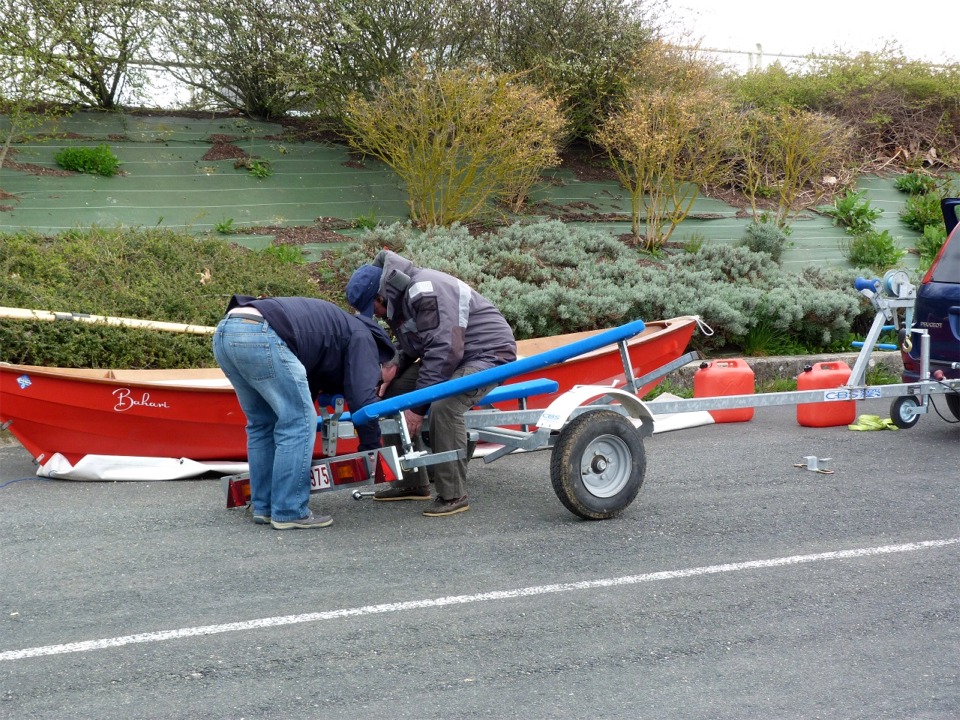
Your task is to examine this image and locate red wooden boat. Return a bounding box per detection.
[0,316,697,468]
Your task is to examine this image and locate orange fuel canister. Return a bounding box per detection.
[796,362,856,427]
[693,359,755,423]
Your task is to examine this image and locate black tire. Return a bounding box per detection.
[946,392,960,422]
[550,410,646,520]
[890,395,922,429]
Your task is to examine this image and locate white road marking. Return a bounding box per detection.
[3,538,957,662]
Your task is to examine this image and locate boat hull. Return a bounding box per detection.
[506,317,697,409]
[1,317,697,464]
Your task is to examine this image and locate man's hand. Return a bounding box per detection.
[378,362,398,398]
[403,409,424,438]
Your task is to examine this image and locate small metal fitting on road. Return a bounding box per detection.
[794,456,834,474]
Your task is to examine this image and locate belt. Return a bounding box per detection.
[226,312,265,323]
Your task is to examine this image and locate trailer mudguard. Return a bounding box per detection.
[536,385,654,438]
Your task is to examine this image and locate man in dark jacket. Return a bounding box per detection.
[346,251,517,517]
[213,294,396,530]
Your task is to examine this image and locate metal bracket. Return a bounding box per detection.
[794,456,834,474]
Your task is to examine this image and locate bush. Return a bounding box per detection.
[737,107,851,228]
[594,85,738,249]
[54,144,120,176]
[342,221,868,352]
[740,216,791,263]
[343,61,566,227]
[727,49,960,167]
[0,228,324,367]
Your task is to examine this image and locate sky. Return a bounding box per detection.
[662,0,958,70]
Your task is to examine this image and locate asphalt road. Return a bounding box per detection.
[1,399,958,720]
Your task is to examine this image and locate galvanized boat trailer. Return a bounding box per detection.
[224,273,959,520]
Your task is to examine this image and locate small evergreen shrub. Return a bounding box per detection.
[343,221,868,353]
[740,217,791,263]
[54,144,120,176]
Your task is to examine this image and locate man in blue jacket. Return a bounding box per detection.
[213,295,397,530]
[346,251,517,517]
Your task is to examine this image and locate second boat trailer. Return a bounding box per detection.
[223,273,959,520]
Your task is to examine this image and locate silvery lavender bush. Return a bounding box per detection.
[346,221,867,352]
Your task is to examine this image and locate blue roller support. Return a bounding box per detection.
[854,277,881,292]
[350,318,647,425]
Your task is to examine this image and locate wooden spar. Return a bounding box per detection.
[0,306,216,336]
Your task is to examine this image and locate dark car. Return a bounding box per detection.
[899,197,960,420]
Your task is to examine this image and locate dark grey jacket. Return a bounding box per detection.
[373,251,516,414]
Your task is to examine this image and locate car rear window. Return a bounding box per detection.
[930,229,960,284]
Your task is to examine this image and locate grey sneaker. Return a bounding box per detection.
[422,495,469,517]
[253,513,271,525]
[374,485,432,501]
[271,512,334,530]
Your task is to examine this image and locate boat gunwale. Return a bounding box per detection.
[1,317,697,392]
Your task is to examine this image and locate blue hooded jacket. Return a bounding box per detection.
[226,295,396,450]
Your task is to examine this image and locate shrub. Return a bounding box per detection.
[727,49,960,167]
[343,221,868,352]
[740,216,791,263]
[479,0,660,142]
[737,107,851,228]
[54,144,120,176]
[344,61,566,227]
[842,229,906,272]
[594,86,738,249]
[0,228,324,368]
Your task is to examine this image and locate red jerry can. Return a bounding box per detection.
[796,362,856,427]
[693,359,755,423]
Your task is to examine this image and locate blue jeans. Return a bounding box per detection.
[213,316,316,522]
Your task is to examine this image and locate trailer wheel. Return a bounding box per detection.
[946,392,960,422]
[890,395,921,429]
[550,410,645,520]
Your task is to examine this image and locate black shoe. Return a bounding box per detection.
[374,485,432,501]
[422,495,469,517]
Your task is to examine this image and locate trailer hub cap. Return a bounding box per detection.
[580,434,631,498]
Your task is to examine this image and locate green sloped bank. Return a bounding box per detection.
[1,111,946,270]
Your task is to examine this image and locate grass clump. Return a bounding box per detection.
[822,189,882,235]
[842,229,906,273]
[54,144,120,176]
[0,228,325,368]
[900,191,944,232]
